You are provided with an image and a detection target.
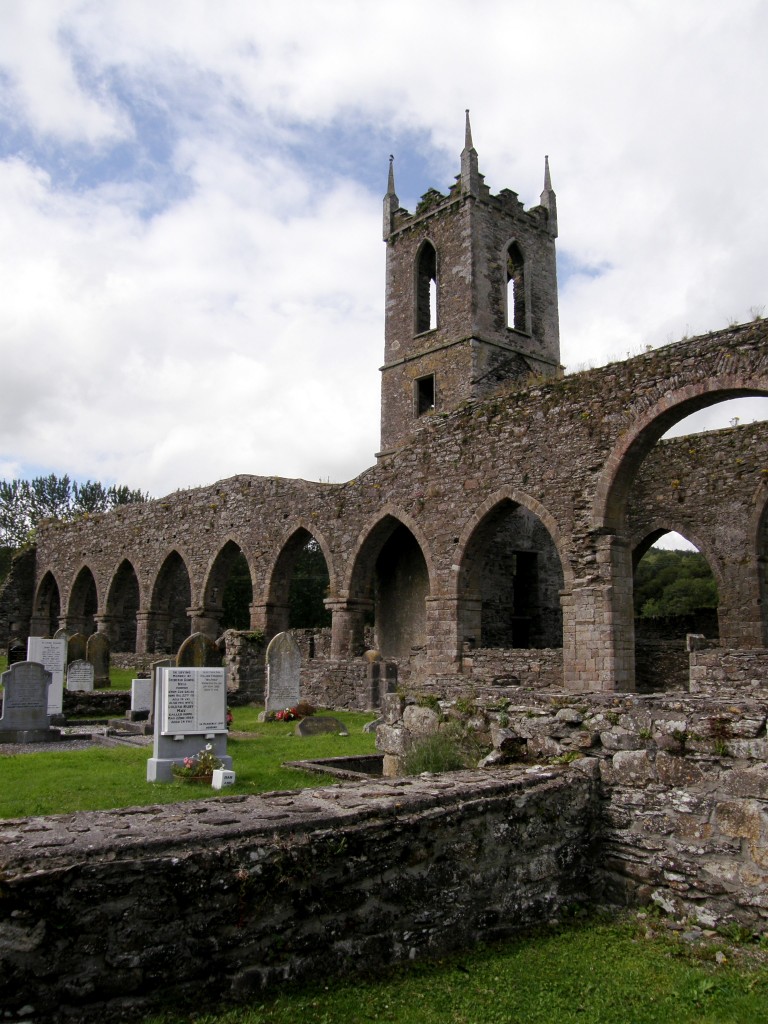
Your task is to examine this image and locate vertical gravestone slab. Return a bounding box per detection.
[54,627,70,642]
[6,638,26,666]
[148,658,173,729]
[27,637,66,716]
[265,631,301,713]
[177,632,221,668]
[86,632,110,687]
[67,633,87,665]
[146,667,232,782]
[0,662,57,742]
[66,659,94,692]
[131,679,152,714]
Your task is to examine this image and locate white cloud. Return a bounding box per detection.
[0,0,767,496]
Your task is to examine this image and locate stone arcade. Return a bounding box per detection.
[2,118,768,1021]
[3,116,768,697]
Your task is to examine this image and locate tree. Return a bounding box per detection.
[634,548,718,618]
[0,474,150,548]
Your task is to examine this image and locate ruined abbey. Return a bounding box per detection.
[4,113,767,698]
[4,117,768,1021]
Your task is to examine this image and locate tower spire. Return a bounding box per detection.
[539,155,558,238]
[460,109,481,195]
[383,154,400,240]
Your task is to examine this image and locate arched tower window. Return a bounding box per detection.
[506,242,526,332]
[415,241,437,334]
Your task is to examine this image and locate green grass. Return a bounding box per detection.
[142,915,768,1024]
[0,707,377,818]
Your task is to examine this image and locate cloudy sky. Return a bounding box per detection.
[1,0,767,501]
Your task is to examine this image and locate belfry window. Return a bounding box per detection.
[415,374,435,417]
[416,241,437,333]
[506,242,527,332]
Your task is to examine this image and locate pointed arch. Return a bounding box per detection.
[455,489,567,649]
[149,549,192,654]
[415,239,437,334]
[202,538,254,632]
[105,559,141,651]
[68,565,98,637]
[264,525,334,633]
[32,570,61,637]
[347,509,434,659]
[505,240,528,332]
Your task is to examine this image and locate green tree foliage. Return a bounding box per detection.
[0,474,149,548]
[289,539,331,628]
[634,548,718,618]
[221,552,253,631]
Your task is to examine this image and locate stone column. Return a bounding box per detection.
[188,606,223,641]
[424,595,465,673]
[93,613,121,645]
[326,598,372,658]
[564,534,635,693]
[249,602,290,642]
[134,611,154,655]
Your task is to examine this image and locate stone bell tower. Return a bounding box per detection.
[379,112,561,455]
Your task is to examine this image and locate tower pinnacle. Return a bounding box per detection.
[539,155,558,238]
[383,154,400,240]
[460,109,481,195]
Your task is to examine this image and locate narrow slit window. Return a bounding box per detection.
[415,374,435,417]
[416,242,437,333]
[506,242,526,331]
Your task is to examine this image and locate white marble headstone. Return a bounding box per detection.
[27,637,66,715]
[66,659,94,692]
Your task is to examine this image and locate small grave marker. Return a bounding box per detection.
[67,632,87,665]
[86,632,110,687]
[295,716,349,737]
[131,678,152,716]
[265,632,301,713]
[66,659,94,692]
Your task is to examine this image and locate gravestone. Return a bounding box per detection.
[265,631,301,714]
[67,632,87,665]
[6,638,26,666]
[0,661,60,743]
[66,659,94,692]
[27,636,66,716]
[146,666,232,782]
[177,631,221,668]
[148,658,173,729]
[54,627,70,642]
[86,632,110,687]
[130,678,152,721]
[295,716,349,737]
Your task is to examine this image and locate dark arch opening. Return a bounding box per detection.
[415,241,437,334]
[205,541,253,632]
[459,500,563,649]
[106,560,140,651]
[150,551,192,655]
[69,566,98,637]
[267,529,332,636]
[34,571,60,637]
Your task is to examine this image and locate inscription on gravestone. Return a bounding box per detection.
[265,632,301,713]
[27,637,66,716]
[162,668,227,735]
[66,659,94,692]
[0,662,54,741]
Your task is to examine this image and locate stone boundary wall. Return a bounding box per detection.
[377,689,768,931]
[463,647,563,688]
[689,648,768,694]
[635,640,689,692]
[0,769,596,1023]
[300,657,393,710]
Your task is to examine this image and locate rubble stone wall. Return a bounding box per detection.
[0,769,597,1023]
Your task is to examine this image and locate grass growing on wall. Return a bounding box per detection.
[0,707,378,818]
[143,915,768,1024]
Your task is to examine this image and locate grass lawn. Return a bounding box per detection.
[142,914,768,1024]
[0,705,378,817]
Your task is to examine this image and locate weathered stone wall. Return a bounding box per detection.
[377,688,768,931]
[15,320,768,694]
[689,648,768,694]
[0,549,35,647]
[462,646,563,688]
[0,769,597,1022]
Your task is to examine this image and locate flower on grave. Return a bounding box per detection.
[171,745,225,781]
[226,707,234,728]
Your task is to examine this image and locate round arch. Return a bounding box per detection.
[594,377,768,532]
